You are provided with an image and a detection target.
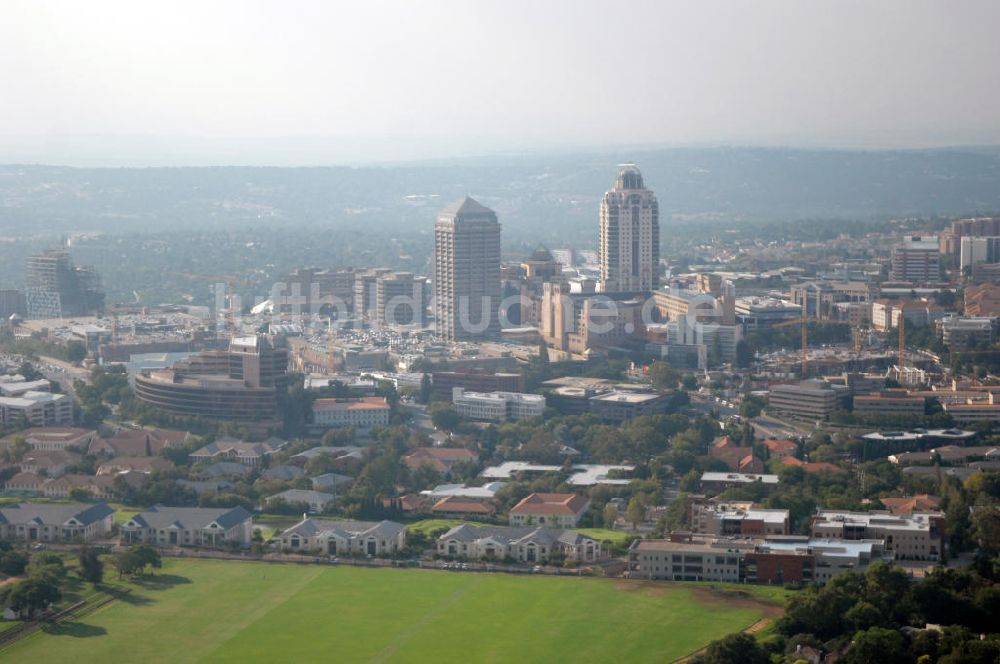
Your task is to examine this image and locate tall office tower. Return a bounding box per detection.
[598,164,659,292]
[353,268,392,320]
[433,197,502,341]
[375,272,428,328]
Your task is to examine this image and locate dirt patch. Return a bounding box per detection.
[612,578,669,596]
[687,585,784,618]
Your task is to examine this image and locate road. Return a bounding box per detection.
[37,355,90,400]
[752,412,814,440]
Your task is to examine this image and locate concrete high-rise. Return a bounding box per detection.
[598,164,659,292]
[433,197,501,341]
[24,249,104,318]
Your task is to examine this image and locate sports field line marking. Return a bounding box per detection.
[200,563,325,661]
[370,575,484,664]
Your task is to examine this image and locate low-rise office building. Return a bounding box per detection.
[690,502,790,537]
[852,391,926,417]
[629,535,886,584]
[811,510,944,560]
[451,387,545,422]
[0,391,73,427]
[936,316,996,348]
[588,390,673,423]
[768,380,849,420]
[311,396,391,432]
[700,472,779,494]
[628,539,743,582]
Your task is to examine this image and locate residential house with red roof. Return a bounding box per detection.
[402,447,478,475]
[509,492,591,528]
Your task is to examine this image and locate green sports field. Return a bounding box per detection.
[2,558,772,663]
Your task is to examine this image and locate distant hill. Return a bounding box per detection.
[2,146,1000,243]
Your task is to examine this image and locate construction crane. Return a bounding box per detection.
[166,272,254,337]
[327,317,336,372]
[897,301,906,375]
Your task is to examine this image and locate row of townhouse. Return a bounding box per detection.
[276,518,406,556]
[0,504,256,549]
[0,503,115,543]
[120,506,254,548]
[436,524,604,564]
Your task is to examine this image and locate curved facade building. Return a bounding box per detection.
[134,335,288,424]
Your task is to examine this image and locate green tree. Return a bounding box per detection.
[0,550,29,576]
[418,373,432,404]
[701,633,770,664]
[970,506,1000,555]
[626,495,646,529]
[845,627,906,664]
[5,577,61,618]
[429,403,461,431]
[602,503,619,529]
[66,341,87,363]
[649,361,679,390]
[2,436,29,463]
[78,546,104,586]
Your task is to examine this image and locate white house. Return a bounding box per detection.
[0,502,115,543]
[436,524,603,564]
[266,489,334,514]
[278,518,406,556]
[120,506,253,548]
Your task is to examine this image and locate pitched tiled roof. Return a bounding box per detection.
[438,524,599,548]
[281,518,404,541]
[430,496,495,515]
[880,494,942,514]
[764,439,797,455]
[0,502,113,527]
[510,492,590,516]
[127,505,251,531]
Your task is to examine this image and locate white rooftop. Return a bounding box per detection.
[420,482,506,499]
[481,461,635,486]
[701,472,780,485]
[813,510,942,532]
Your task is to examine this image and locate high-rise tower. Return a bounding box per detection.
[598,164,659,292]
[433,197,502,341]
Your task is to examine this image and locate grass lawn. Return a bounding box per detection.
[572,527,633,545]
[405,518,468,538]
[2,558,772,663]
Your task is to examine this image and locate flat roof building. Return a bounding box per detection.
[811,510,944,560]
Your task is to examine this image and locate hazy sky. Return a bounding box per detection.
[2,0,1000,165]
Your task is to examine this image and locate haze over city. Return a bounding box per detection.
[1,3,1000,664]
[2,0,1000,165]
